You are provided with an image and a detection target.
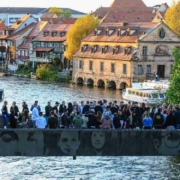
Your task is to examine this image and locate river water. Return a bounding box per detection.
[0,76,180,180]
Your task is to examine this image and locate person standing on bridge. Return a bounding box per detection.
[31,104,39,127]
[1,101,9,129]
[36,112,47,129]
[30,101,41,112]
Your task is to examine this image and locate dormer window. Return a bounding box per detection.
[97,29,102,35]
[91,45,98,53]
[81,45,88,53]
[60,32,66,37]
[52,32,57,37]
[130,30,136,35]
[109,30,114,36]
[43,31,49,37]
[113,46,119,55]
[121,30,125,35]
[102,46,108,54]
[125,46,131,55]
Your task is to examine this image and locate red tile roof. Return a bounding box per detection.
[18,21,48,49]
[110,0,147,9]
[81,22,158,43]
[6,23,36,40]
[73,44,136,60]
[32,24,72,42]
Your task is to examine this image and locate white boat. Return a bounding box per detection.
[122,87,166,105]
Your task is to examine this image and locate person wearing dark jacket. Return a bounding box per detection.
[9,110,18,128]
[113,110,127,129]
[95,101,103,115]
[59,101,66,115]
[164,111,176,129]
[110,103,118,115]
[61,109,70,128]
[153,109,164,129]
[82,101,90,114]
[87,110,97,129]
[45,102,52,121]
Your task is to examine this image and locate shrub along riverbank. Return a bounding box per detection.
[15,62,71,82]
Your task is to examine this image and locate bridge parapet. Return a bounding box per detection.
[0,129,180,156]
[0,129,179,156]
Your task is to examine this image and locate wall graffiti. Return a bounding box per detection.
[0,130,179,156]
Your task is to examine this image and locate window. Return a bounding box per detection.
[159,29,165,39]
[79,60,83,69]
[113,46,119,55]
[138,65,143,75]
[60,32,65,37]
[123,64,127,74]
[102,46,108,54]
[125,47,131,55]
[147,65,151,74]
[100,62,104,72]
[52,32,57,37]
[111,63,115,73]
[89,61,93,71]
[142,46,148,56]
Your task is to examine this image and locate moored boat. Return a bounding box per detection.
[122,87,166,105]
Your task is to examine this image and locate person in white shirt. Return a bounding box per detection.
[36,112,47,129]
[31,104,39,127]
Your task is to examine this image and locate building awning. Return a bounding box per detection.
[33,48,53,52]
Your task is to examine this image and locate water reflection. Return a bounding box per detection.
[0,77,122,112]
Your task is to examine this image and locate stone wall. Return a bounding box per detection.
[0,129,179,156]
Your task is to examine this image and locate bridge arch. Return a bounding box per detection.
[87,78,94,86]
[97,79,105,88]
[108,81,116,89]
[77,77,84,84]
[120,82,128,90]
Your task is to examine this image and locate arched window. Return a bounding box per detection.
[159,29,165,39]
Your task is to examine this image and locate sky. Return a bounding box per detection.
[0,0,173,13]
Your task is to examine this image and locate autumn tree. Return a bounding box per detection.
[166,48,180,104]
[65,14,100,60]
[48,7,72,18]
[165,0,180,36]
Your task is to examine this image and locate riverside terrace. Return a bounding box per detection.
[0,129,179,157]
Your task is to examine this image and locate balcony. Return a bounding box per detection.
[18,55,29,60]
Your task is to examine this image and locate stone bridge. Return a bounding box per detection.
[0,129,179,157]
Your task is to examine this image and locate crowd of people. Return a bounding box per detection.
[1,99,180,130]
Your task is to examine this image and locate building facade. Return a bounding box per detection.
[72,22,180,89]
[30,24,71,68]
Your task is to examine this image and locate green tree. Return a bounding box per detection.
[65,14,100,60]
[165,0,180,36]
[167,48,180,104]
[60,10,72,18]
[48,7,72,18]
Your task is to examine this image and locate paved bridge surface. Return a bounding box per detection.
[0,129,179,156]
